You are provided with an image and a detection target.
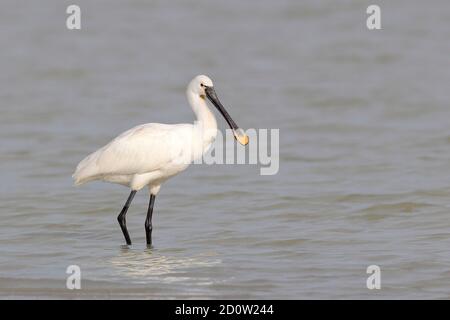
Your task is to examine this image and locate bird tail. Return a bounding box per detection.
[72,173,85,186]
[72,169,89,186]
[72,150,102,186]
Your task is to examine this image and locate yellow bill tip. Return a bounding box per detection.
[234,129,249,146]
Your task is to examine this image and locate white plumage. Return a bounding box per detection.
[73,123,194,192]
[72,75,248,246]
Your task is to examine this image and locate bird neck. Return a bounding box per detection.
[188,92,218,140]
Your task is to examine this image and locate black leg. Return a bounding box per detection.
[117,190,136,245]
[145,194,156,246]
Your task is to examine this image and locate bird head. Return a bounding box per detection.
[188,75,249,146]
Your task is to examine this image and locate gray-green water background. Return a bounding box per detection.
[1,0,450,299]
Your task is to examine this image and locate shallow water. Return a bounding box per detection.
[1,0,450,299]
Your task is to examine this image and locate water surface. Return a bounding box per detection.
[1,0,450,299]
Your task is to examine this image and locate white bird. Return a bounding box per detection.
[73,75,249,246]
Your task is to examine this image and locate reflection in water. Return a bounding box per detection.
[108,248,222,283]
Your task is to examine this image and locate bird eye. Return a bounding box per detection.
[200,83,205,87]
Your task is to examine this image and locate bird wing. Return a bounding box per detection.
[73,123,191,185]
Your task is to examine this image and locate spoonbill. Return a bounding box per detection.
[73,75,249,246]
